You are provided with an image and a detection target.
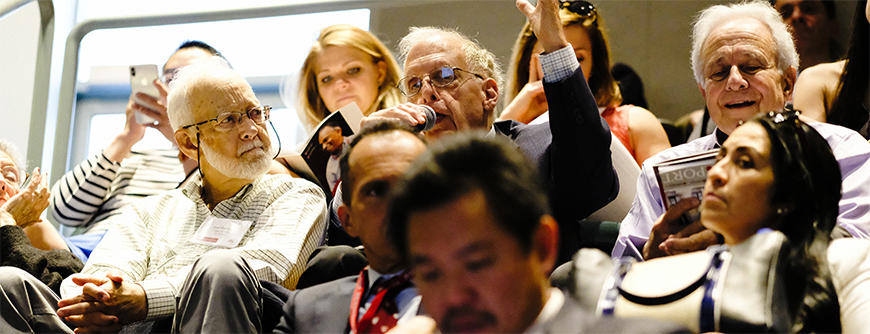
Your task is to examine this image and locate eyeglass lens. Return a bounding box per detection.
[401,67,458,96]
[213,107,270,131]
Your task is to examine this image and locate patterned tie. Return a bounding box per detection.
[356,270,414,334]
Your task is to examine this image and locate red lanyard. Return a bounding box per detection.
[350,267,380,334]
[349,267,408,334]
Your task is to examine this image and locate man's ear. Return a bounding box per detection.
[533,214,560,277]
[482,78,499,122]
[338,203,360,238]
[782,66,797,101]
[698,82,707,100]
[175,129,198,162]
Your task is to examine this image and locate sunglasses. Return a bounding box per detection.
[560,0,597,18]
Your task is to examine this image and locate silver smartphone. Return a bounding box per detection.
[129,64,160,124]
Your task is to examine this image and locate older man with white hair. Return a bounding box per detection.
[0,58,327,333]
[363,0,618,265]
[613,0,870,261]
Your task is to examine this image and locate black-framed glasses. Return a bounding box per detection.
[397,66,484,97]
[181,105,271,133]
[560,0,597,18]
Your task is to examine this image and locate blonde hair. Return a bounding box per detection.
[504,6,621,111]
[296,24,403,132]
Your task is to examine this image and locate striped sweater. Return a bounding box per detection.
[49,149,185,235]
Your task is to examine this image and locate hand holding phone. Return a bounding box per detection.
[130,64,160,124]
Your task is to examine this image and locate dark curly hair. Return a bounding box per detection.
[751,111,841,333]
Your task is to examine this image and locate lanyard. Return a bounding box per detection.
[349,267,383,334]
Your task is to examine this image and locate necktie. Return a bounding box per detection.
[351,269,413,334]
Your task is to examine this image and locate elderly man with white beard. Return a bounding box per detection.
[0,58,327,334]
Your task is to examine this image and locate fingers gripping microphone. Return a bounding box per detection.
[416,105,437,132]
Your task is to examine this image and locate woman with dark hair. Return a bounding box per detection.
[650,111,847,332]
[794,0,869,138]
[499,0,670,166]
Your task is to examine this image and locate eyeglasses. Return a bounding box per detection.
[560,0,597,17]
[397,66,484,97]
[181,105,271,133]
[161,69,177,86]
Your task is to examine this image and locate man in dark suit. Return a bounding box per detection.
[386,131,684,333]
[274,121,427,333]
[362,0,617,265]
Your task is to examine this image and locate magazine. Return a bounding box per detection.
[278,102,363,198]
[653,149,719,224]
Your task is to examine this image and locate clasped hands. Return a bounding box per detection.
[643,197,721,260]
[57,271,147,333]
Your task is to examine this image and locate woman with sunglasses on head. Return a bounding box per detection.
[501,0,670,166]
[647,111,870,332]
[295,24,403,132]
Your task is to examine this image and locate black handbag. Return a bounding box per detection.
[562,230,800,333]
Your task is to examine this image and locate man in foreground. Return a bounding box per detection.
[386,131,684,333]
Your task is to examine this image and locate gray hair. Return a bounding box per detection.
[0,139,25,184]
[166,56,238,132]
[691,0,798,85]
[398,26,504,93]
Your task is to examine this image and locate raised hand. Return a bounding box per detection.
[1,167,49,228]
[516,0,569,53]
[360,103,430,129]
[134,79,175,145]
[499,54,548,124]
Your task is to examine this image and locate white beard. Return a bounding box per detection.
[200,138,272,180]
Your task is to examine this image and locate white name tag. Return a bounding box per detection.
[190,216,253,248]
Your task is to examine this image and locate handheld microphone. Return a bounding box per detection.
[415,105,437,132]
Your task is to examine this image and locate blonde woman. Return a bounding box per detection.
[296,24,403,132]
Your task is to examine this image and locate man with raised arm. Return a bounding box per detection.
[363,0,617,264]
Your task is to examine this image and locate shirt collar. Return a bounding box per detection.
[524,288,564,334]
[714,128,729,148]
[366,267,410,291]
[181,172,261,206]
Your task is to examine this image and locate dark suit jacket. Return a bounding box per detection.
[493,66,618,264]
[273,275,356,333]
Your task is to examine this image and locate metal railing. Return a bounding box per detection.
[49,0,452,185]
[2,0,54,172]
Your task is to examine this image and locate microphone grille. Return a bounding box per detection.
[419,105,436,132]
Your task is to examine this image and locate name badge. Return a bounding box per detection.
[190,216,253,248]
